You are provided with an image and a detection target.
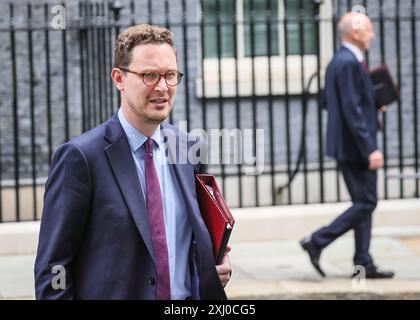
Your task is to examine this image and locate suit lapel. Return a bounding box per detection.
[162,123,225,298]
[164,124,200,227]
[340,47,376,107]
[165,124,215,265]
[104,115,154,260]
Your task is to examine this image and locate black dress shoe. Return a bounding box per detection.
[352,264,395,279]
[300,237,325,277]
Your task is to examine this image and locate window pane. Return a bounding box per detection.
[202,0,235,58]
[244,0,279,57]
[284,0,317,55]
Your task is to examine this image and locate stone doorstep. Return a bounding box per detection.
[230,199,420,242]
[0,199,419,255]
[0,221,40,255]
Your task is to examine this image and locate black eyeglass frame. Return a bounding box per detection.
[117,66,184,87]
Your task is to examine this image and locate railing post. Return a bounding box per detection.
[109,0,123,23]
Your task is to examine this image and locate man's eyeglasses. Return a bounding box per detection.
[117,67,184,87]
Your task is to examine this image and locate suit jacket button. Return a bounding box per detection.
[148,277,156,285]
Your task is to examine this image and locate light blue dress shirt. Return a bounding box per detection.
[118,108,193,300]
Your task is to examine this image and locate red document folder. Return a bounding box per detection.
[195,174,235,265]
[369,64,399,108]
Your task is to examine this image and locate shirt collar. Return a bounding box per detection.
[342,42,364,63]
[117,108,164,152]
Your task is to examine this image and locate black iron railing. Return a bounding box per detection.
[0,0,419,222]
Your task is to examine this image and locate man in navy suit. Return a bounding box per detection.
[300,12,394,279]
[35,24,231,299]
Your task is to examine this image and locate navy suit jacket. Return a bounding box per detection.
[34,113,226,300]
[325,47,378,165]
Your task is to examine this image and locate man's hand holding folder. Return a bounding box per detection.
[216,245,231,287]
[195,174,235,265]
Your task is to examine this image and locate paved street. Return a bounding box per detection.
[226,236,420,299]
[1,236,420,299]
[1,199,420,300]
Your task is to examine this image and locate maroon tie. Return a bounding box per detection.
[145,138,171,300]
[361,59,368,71]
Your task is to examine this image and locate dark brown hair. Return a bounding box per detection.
[114,24,175,68]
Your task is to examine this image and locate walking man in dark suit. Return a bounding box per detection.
[300,12,394,279]
[35,24,231,299]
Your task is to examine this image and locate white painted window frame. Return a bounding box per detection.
[196,0,334,98]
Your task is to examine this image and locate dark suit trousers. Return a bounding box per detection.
[312,162,377,266]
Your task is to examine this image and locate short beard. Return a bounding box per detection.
[126,98,172,125]
[144,114,169,125]
[144,103,173,124]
